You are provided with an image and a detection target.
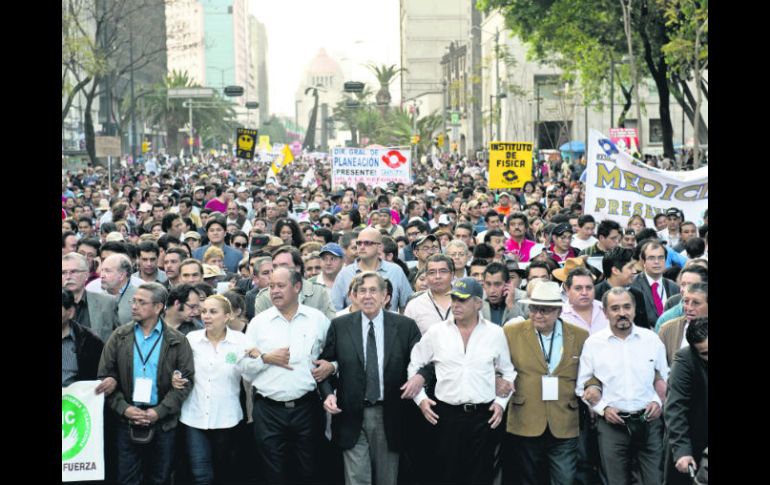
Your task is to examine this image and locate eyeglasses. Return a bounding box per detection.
[321,224,332,228]
[426,269,452,277]
[61,270,87,277]
[530,306,559,315]
[129,298,154,306]
[184,303,201,312]
[232,242,248,248]
[356,240,380,247]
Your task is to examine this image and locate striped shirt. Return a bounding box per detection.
[62,327,78,387]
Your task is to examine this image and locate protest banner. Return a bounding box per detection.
[585,129,708,226]
[62,381,105,482]
[488,141,533,189]
[331,147,411,188]
[235,128,258,160]
[609,128,640,155]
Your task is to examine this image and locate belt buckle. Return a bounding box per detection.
[463,403,475,413]
[285,400,295,409]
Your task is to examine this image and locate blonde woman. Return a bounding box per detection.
[203,246,225,271]
[178,295,250,485]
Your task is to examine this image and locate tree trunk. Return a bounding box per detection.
[84,79,101,167]
[637,6,675,158]
[62,76,92,127]
[680,78,708,145]
[618,83,633,127]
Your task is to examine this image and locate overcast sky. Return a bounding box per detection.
[248,0,401,118]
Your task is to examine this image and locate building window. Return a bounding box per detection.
[649,119,663,144]
[534,75,562,100]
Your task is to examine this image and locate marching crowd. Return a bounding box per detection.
[62,152,708,485]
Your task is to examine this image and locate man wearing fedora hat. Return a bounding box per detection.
[502,280,592,485]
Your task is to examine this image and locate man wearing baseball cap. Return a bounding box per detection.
[658,207,683,248]
[549,223,580,264]
[374,207,405,239]
[407,277,516,485]
[502,280,592,484]
[311,243,345,294]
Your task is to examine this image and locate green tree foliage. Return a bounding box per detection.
[477,0,708,157]
[367,64,408,110]
[144,70,237,154]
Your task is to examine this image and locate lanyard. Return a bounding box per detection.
[428,292,452,322]
[115,281,131,306]
[135,328,162,373]
[537,323,557,366]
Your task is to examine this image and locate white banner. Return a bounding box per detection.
[62,381,105,482]
[331,147,411,189]
[585,130,708,226]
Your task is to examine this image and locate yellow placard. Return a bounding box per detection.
[259,135,271,151]
[488,141,533,189]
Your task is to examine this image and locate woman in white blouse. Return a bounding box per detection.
[179,294,249,485]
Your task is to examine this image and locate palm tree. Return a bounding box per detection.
[144,70,236,155]
[367,64,407,113]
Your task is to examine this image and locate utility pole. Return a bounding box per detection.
[321,103,329,152]
[609,58,615,128]
[129,29,137,161]
[495,28,501,141]
[188,98,193,157]
[442,80,448,151]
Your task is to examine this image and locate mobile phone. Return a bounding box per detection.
[688,464,695,478]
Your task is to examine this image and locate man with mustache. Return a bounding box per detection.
[576,287,669,485]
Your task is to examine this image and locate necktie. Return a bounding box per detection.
[365,321,380,403]
[651,282,664,316]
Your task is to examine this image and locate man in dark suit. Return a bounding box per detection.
[319,271,424,485]
[664,317,708,485]
[594,247,648,327]
[630,241,679,328]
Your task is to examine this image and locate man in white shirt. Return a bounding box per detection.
[559,267,609,335]
[310,243,345,295]
[404,254,454,335]
[657,207,683,247]
[576,287,669,485]
[241,267,332,484]
[571,215,598,251]
[408,277,516,485]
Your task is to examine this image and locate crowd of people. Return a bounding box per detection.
[62,151,708,485]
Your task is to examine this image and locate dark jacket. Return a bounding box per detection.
[663,345,708,485]
[594,282,648,328]
[97,320,195,432]
[71,322,105,381]
[630,273,680,329]
[318,311,422,451]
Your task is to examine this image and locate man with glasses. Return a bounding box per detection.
[502,281,592,485]
[549,223,580,264]
[163,283,203,335]
[401,219,428,262]
[98,282,195,485]
[331,227,413,313]
[446,240,471,279]
[408,234,441,285]
[577,287,669,485]
[631,241,680,329]
[311,243,345,294]
[580,219,622,258]
[405,254,455,335]
[62,252,119,342]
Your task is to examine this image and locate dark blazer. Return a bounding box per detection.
[594,281,648,328]
[71,322,105,381]
[630,273,680,329]
[664,345,708,485]
[318,310,422,451]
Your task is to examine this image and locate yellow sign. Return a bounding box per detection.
[259,135,271,151]
[437,134,445,147]
[488,141,533,189]
[411,135,420,145]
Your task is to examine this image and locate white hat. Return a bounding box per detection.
[519,281,563,307]
[308,202,321,211]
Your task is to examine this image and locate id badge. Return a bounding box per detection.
[133,377,153,404]
[542,376,558,401]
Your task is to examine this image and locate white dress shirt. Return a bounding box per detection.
[408,316,516,409]
[361,310,386,401]
[576,325,669,414]
[241,304,331,401]
[404,290,452,335]
[180,328,249,429]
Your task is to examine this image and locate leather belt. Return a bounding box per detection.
[254,391,316,409]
